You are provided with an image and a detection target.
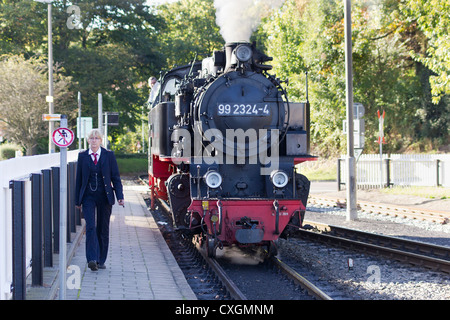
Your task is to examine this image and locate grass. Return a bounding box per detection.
[380,186,450,199]
[297,158,337,181]
[116,157,148,175]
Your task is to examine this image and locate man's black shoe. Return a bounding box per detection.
[88,260,98,271]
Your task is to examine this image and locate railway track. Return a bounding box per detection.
[308,194,450,224]
[300,220,450,273]
[148,195,336,300]
[203,244,338,300]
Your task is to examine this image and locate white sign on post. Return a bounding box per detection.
[76,117,93,139]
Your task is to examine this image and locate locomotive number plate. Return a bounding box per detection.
[217,103,271,116]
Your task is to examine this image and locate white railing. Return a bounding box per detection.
[339,154,450,189]
[0,151,79,300]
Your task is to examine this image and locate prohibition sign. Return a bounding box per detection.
[52,127,74,147]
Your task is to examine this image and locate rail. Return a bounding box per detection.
[308,194,450,224]
[0,151,79,300]
[300,221,450,273]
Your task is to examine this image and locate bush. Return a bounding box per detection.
[0,143,21,160]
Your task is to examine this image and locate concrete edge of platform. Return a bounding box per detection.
[26,221,85,300]
[134,189,197,300]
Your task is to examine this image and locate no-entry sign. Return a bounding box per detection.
[52,127,74,147]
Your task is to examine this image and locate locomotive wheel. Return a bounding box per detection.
[206,235,217,258]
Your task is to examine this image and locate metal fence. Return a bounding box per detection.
[0,151,79,300]
[338,154,450,189]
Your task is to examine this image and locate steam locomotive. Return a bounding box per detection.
[148,42,315,257]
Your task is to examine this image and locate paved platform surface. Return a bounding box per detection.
[28,185,196,300]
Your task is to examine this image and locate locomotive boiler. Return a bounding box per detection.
[148,42,315,257]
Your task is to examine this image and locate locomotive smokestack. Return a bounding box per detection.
[224,42,246,72]
[223,42,273,73]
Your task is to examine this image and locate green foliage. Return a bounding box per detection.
[0,55,73,155]
[113,128,145,154]
[0,143,21,160]
[1,0,448,156]
[400,0,450,104]
[0,0,163,153]
[259,0,449,156]
[156,0,223,68]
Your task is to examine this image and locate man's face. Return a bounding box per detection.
[150,79,156,87]
[89,136,101,150]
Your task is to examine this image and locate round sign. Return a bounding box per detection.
[52,127,74,147]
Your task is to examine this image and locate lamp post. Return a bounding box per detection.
[34,0,55,153]
[344,0,357,221]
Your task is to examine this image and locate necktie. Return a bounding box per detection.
[93,153,98,165]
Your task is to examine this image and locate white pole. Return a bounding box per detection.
[380,134,383,188]
[78,92,81,150]
[98,93,103,131]
[344,0,357,221]
[48,3,55,154]
[104,113,108,149]
[59,115,68,300]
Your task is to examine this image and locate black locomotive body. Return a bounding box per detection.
[149,42,315,257]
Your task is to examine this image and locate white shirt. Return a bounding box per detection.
[89,148,101,163]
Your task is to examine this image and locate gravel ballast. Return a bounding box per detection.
[278,203,450,300]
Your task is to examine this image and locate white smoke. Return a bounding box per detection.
[214,0,286,43]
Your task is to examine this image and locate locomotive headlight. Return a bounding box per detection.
[270,170,289,188]
[204,171,222,189]
[235,45,252,62]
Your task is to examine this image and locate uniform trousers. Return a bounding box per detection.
[82,190,112,265]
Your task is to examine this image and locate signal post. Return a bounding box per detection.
[51,115,74,300]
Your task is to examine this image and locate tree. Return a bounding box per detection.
[401,0,450,104]
[48,0,163,141]
[0,0,164,150]
[259,0,449,155]
[156,0,224,68]
[0,55,73,155]
[0,1,47,56]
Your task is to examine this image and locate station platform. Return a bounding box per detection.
[27,185,197,300]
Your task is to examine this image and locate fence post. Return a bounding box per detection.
[10,180,26,300]
[31,173,44,287]
[52,166,60,253]
[71,162,81,226]
[42,169,53,267]
[68,162,76,234]
[384,158,391,188]
[436,159,440,187]
[66,163,72,243]
[337,158,342,191]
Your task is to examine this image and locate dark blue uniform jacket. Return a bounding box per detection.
[75,147,124,206]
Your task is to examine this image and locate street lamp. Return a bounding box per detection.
[344,0,357,221]
[34,0,55,153]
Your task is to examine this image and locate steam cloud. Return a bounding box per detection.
[214,0,286,43]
